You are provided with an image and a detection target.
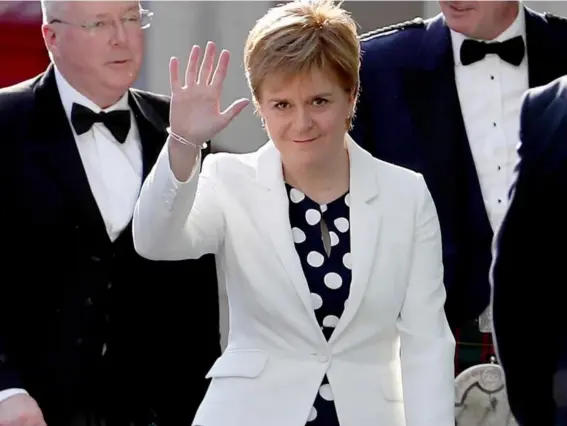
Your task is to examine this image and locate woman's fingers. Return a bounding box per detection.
[210,49,230,90]
[169,56,180,93]
[184,45,202,88]
[198,41,217,85]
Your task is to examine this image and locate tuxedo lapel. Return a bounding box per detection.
[32,65,110,249]
[128,90,168,180]
[402,16,471,220]
[402,15,491,240]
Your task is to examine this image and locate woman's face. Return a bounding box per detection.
[257,67,355,169]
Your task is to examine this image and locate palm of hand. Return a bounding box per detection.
[169,42,250,146]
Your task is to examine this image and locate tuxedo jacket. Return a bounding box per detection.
[132,136,455,426]
[350,8,567,328]
[0,65,220,426]
[491,75,567,426]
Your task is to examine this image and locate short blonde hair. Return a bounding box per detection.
[244,0,360,119]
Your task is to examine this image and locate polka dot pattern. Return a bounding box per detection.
[286,183,351,426]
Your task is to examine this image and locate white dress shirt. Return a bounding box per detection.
[451,8,527,233]
[55,67,143,242]
[450,8,527,331]
[0,69,143,404]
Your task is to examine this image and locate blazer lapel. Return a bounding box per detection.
[330,137,381,344]
[33,65,110,250]
[255,142,322,334]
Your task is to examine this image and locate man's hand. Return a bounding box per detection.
[0,394,46,426]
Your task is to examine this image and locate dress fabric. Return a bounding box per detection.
[286,184,352,426]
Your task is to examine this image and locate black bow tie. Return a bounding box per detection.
[460,36,525,66]
[71,103,131,143]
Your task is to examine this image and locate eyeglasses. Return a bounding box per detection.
[49,9,153,36]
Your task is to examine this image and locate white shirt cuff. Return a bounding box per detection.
[0,388,28,403]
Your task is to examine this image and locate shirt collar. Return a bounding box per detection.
[54,65,130,121]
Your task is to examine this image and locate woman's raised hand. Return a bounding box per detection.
[168,41,250,146]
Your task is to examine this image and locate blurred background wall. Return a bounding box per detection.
[3,0,565,154]
[1,0,566,349]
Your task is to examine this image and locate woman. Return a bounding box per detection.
[132,1,455,425]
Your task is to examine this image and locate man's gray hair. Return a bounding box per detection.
[40,0,67,24]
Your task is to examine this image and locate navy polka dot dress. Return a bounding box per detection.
[286,184,352,426]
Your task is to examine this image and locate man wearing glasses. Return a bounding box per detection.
[0,2,221,426]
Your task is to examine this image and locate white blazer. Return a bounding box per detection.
[133,135,455,426]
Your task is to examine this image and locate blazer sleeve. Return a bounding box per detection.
[396,174,455,426]
[490,83,565,426]
[0,90,32,394]
[132,143,225,261]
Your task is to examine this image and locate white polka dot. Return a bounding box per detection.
[323,315,339,328]
[311,293,323,310]
[292,227,306,243]
[289,188,305,203]
[319,384,334,401]
[306,209,321,225]
[344,193,350,207]
[344,299,349,309]
[343,252,352,269]
[324,272,342,289]
[334,217,349,233]
[320,204,327,212]
[307,406,317,422]
[329,231,339,247]
[307,251,324,267]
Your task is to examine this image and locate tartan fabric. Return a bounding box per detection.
[453,319,496,375]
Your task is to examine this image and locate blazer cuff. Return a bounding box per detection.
[166,145,203,187]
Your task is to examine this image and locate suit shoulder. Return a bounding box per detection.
[519,75,567,159]
[358,17,427,69]
[359,17,425,48]
[202,150,260,184]
[371,157,430,215]
[130,88,170,106]
[524,75,567,113]
[374,156,422,184]
[363,145,425,191]
[0,77,38,129]
[0,77,36,110]
[543,12,567,29]
[203,150,251,169]
[130,88,170,124]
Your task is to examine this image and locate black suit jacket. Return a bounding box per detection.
[0,65,221,426]
[351,8,567,328]
[491,76,567,426]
